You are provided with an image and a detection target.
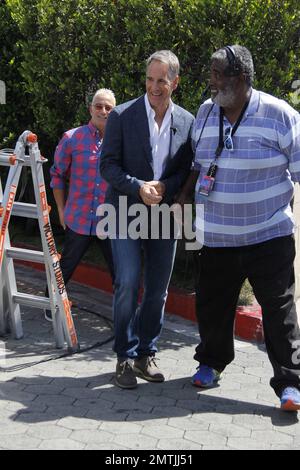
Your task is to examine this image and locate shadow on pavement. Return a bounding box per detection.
[0,375,296,427]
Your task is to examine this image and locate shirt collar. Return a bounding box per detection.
[144,94,174,121]
[245,88,260,116]
[88,120,98,136]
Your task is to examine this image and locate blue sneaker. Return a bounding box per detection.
[280,387,300,411]
[192,364,221,388]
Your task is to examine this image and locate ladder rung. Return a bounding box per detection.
[21,156,38,167]
[0,154,16,166]
[12,202,38,219]
[0,155,32,167]
[0,201,38,218]
[13,292,51,310]
[19,156,32,167]
[6,247,44,263]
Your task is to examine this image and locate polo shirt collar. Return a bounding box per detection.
[246,88,260,116]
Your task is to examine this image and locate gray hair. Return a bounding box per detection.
[92,88,116,105]
[212,45,254,86]
[146,50,180,81]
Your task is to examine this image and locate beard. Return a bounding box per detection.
[212,85,236,108]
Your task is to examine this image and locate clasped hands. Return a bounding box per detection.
[139,180,166,206]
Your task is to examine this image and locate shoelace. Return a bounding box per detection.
[148,357,159,368]
[282,387,300,396]
[119,360,132,371]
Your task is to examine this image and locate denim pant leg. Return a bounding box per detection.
[96,237,115,283]
[111,238,142,359]
[136,238,177,357]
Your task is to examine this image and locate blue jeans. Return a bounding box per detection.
[111,237,177,359]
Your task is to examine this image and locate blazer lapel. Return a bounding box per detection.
[169,105,183,159]
[160,104,190,179]
[134,97,153,170]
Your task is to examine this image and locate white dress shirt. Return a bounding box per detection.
[144,94,174,180]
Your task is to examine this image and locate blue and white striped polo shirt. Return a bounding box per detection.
[192,89,300,247]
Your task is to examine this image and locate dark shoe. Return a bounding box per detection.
[133,356,165,382]
[44,309,52,322]
[115,359,137,389]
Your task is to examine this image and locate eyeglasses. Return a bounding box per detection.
[224,127,234,151]
[92,104,113,112]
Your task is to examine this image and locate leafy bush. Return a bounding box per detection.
[3,0,300,303]
[0,1,32,147]
[6,0,300,153]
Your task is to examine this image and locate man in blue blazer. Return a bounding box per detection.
[100,50,194,389]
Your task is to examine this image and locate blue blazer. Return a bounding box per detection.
[100,95,194,208]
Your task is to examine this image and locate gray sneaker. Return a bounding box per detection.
[115,360,137,389]
[133,356,165,382]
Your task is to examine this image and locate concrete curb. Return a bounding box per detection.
[14,250,264,343]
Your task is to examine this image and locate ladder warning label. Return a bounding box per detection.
[0,186,17,265]
[44,222,57,258]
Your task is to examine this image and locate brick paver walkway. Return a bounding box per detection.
[0,265,299,450]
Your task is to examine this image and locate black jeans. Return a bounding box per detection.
[46,226,114,296]
[194,235,300,397]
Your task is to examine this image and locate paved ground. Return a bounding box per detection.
[0,264,299,451]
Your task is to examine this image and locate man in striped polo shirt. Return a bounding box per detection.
[184,45,300,410]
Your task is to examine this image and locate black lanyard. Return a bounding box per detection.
[216,100,249,158]
[207,100,249,178]
[195,104,215,150]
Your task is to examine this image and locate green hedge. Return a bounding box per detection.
[2,0,299,301]
[2,0,300,238]
[0,1,33,146]
[3,0,300,155]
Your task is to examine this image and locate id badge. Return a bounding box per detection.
[199,175,215,196]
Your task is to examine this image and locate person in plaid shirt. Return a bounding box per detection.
[45,89,116,320]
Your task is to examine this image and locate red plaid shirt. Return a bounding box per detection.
[50,121,107,235]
